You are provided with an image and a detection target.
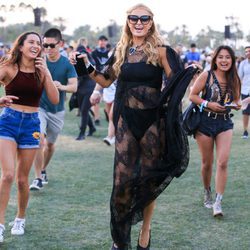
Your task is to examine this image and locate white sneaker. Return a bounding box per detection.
[204,188,213,208]
[103,136,115,146]
[11,218,25,235]
[213,201,223,217]
[0,224,5,243]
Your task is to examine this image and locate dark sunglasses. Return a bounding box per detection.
[43,41,60,49]
[127,15,151,25]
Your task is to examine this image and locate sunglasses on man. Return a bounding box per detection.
[43,40,60,49]
[127,15,152,25]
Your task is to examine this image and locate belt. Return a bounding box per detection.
[204,111,233,120]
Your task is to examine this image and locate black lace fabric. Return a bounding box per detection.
[107,47,197,249]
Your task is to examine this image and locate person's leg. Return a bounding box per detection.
[107,103,115,139]
[42,141,55,171]
[195,132,215,208]
[196,132,214,190]
[78,94,93,139]
[242,114,249,132]
[111,117,139,249]
[42,111,65,171]
[16,148,37,219]
[213,129,233,216]
[93,104,101,125]
[0,140,17,225]
[31,108,47,186]
[33,134,45,178]
[138,201,155,247]
[215,129,233,195]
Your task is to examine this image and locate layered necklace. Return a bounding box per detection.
[129,42,144,55]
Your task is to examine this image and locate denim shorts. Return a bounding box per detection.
[0,107,40,148]
[197,111,233,138]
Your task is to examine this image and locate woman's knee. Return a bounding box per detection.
[16,177,28,190]
[201,161,213,172]
[1,173,15,185]
[217,160,228,171]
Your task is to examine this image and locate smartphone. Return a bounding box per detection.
[224,103,239,108]
[74,53,87,77]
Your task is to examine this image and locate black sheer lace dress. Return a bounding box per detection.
[98,46,198,249]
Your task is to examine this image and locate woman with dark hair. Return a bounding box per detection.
[0,31,59,242]
[189,45,241,216]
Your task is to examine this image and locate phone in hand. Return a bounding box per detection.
[74,53,87,77]
[224,103,240,109]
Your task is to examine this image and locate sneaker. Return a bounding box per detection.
[213,201,223,217]
[241,130,248,139]
[11,218,25,235]
[41,171,48,185]
[204,187,213,208]
[0,224,5,243]
[103,136,115,146]
[29,178,43,191]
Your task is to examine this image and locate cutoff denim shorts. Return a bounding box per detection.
[197,111,234,138]
[0,107,40,148]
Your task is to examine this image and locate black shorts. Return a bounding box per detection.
[197,111,233,138]
[241,94,250,115]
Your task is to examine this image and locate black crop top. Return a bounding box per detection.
[5,70,43,107]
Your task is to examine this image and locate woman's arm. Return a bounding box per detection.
[70,53,113,88]
[190,71,226,113]
[159,47,172,78]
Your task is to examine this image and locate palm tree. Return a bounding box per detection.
[53,17,66,32]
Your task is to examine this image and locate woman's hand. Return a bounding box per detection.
[0,95,19,107]
[207,102,226,112]
[90,91,101,105]
[35,56,48,74]
[69,52,89,66]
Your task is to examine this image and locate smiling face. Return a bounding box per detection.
[127,7,153,38]
[20,34,42,60]
[215,49,232,72]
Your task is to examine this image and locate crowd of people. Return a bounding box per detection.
[0,3,250,249]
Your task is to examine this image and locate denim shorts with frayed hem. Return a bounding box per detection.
[0,107,40,148]
[197,111,233,138]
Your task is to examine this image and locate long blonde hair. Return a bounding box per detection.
[113,4,164,77]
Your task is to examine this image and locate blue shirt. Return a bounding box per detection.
[185,51,200,65]
[40,55,77,113]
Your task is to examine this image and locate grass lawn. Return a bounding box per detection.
[0,97,250,250]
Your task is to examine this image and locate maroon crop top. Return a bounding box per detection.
[5,70,44,107]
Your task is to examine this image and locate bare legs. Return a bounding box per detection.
[34,134,55,178]
[196,129,233,196]
[0,139,37,224]
[139,201,155,247]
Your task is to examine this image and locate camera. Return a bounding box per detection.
[74,52,87,77]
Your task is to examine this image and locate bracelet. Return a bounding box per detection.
[93,90,101,96]
[199,100,208,112]
[203,100,208,108]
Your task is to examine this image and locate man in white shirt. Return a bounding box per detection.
[238,46,250,138]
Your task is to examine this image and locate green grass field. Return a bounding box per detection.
[0,98,250,250]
